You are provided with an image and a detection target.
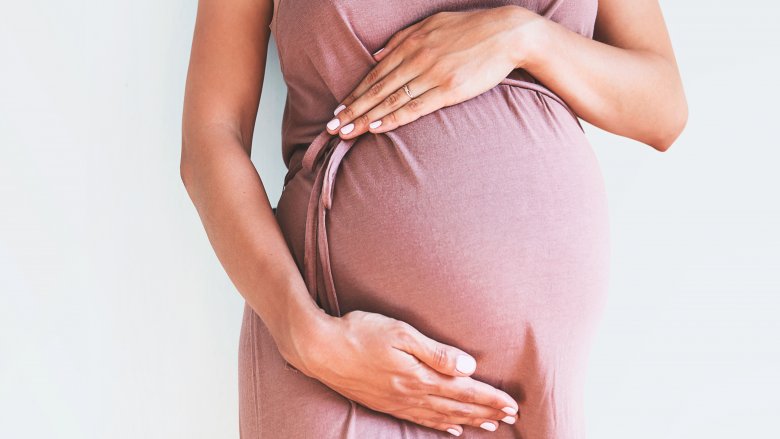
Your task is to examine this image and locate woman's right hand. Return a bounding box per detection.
[286,309,520,436]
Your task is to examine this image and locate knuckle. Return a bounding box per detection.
[341,106,357,120]
[389,375,406,393]
[414,45,432,60]
[422,370,439,387]
[411,48,431,65]
[488,396,505,408]
[354,113,370,127]
[406,97,423,111]
[406,31,426,45]
[415,396,432,410]
[432,344,448,369]
[366,81,384,98]
[386,111,400,126]
[457,386,477,403]
[392,321,412,341]
[405,376,424,392]
[387,29,410,47]
[416,19,434,31]
[385,90,402,107]
[444,71,463,89]
[451,404,474,417]
[414,371,438,392]
[365,68,381,84]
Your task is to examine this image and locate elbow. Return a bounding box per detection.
[649,97,688,153]
[180,159,192,189]
[180,138,196,189]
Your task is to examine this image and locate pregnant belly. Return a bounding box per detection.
[276,81,611,399]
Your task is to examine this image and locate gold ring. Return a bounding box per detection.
[402,83,414,99]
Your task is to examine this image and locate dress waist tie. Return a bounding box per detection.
[300,128,358,317]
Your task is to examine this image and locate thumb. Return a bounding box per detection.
[395,322,477,377]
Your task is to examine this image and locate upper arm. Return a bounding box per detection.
[593,0,679,67]
[593,0,687,147]
[182,0,274,154]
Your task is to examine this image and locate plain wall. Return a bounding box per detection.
[1,1,778,437]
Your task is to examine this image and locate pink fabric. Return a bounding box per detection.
[239,1,610,437]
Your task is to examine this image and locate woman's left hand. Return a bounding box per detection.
[325,5,544,139]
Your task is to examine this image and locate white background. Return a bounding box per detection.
[1,1,778,437]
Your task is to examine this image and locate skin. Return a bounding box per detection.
[329,3,687,152]
[181,0,516,436]
[180,0,687,436]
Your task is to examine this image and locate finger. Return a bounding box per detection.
[367,84,449,133]
[422,393,518,426]
[325,62,410,137]
[395,408,463,437]
[328,26,427,136]
[392,321,478,377]
[360,75,435,131]
[436,375,520,417]
[372,21,423,62]
[330,69,424,139]
[403,406,500,434]
[327,35,412,134]
[341,74,437,139]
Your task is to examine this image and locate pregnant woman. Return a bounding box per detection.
[181,0,687,437]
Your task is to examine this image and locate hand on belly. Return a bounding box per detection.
[323,5,544,140]
[290,309,520,435]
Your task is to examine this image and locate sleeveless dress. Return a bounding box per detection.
[239,0,610,437]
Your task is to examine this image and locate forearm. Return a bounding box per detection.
[180,125,331,362]
[509,6,687,151]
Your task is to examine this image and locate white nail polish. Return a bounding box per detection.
[501,415,516,425]
[373,47,384,56]
[340,123,354,134]
[446,427,461,436]
[327,118,340,130]
[501,406,518,415]
[369,120,382,129]
[480,421,497,432]
[455,355,476,374]
[333,104,346,116]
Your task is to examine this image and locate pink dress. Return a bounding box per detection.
[239,0,610,437]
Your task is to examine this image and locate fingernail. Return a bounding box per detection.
[455,355,476,374]
[369,120,382,129]
[479,421,497,432]
[327,118,340,131]
[501,415,516,425]
[333,104,346,116]
[501,406,518,415]
[340,123,354,135]
[373,47,384,56]
[446,427,461,436]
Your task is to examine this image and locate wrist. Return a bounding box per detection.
[279,303,338,374]
[505,5,551,70]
